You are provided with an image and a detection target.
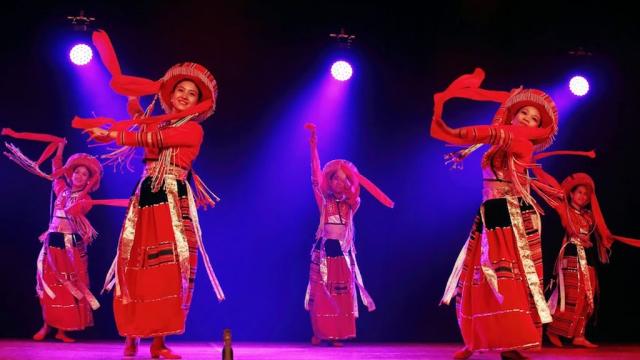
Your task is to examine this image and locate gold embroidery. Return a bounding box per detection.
[574,240,594,312]
[482,180,515,201]
[506,196,551,323]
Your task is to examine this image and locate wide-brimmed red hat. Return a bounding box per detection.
[159,62,218,122]
[492,88,558,151]
[560,172,611,262]
[561,172,594,198]
[63,153,103,193]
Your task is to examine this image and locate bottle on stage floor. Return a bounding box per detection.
[222,328,233,360]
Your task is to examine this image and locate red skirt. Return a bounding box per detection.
[39,232,93,331]
[455,197,545,351]
[547,255,597,338]
[113,176,198,337]
[308,239,356,340]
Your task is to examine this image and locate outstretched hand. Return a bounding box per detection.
[84,127,114,143]
[304,123,317,145]
[444,150,466,170]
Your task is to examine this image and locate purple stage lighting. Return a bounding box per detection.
[69,44,93,66]
[569,76,589,96]
[331,61,353,81]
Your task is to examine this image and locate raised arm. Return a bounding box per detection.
[431,114,551,149]
[305,123,324,210]
[1,128,64,144]
[2,128,66,181]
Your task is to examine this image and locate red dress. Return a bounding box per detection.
[306,197,358,340]
[38,166,99,331]
[441,141,551,352]
[108,118,224,337]
[304,151,376,340]
[547,206,598,338]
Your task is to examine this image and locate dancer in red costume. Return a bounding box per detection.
[2,128,126,343]
[303,123,394,346]
[79,30,224,359]
[530,167,640,348]
[431,68,567,360]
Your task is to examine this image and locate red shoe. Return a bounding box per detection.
[546,330,563,348]
[572,337,598,348]
[54,331,75,343]
[331,341,344,347]
[453,346,473,359]
[310,336,321,346]
[150,346,182,359]
[123,336,139,356]
[32,325,50,341]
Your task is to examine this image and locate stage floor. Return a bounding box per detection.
[0,340,638,359]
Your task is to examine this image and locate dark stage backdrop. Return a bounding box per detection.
[1,1,639,343]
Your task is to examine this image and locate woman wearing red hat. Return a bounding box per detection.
[303,123,394,347]
[80,30,224,359]
[2,128,125,343]
[431,68,563,360]
[530,169,640,348]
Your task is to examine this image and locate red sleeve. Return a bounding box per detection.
[53,180,67,197]
[65,195,94,217]
[52,143,66,196]
[116,121,203,148]
[556,202,570,228]
[432,122,512,146]
[432,119,550,150]
[77,195,94,216]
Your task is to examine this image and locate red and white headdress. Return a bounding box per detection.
[63,153,103,193]
[492,88,558,151]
